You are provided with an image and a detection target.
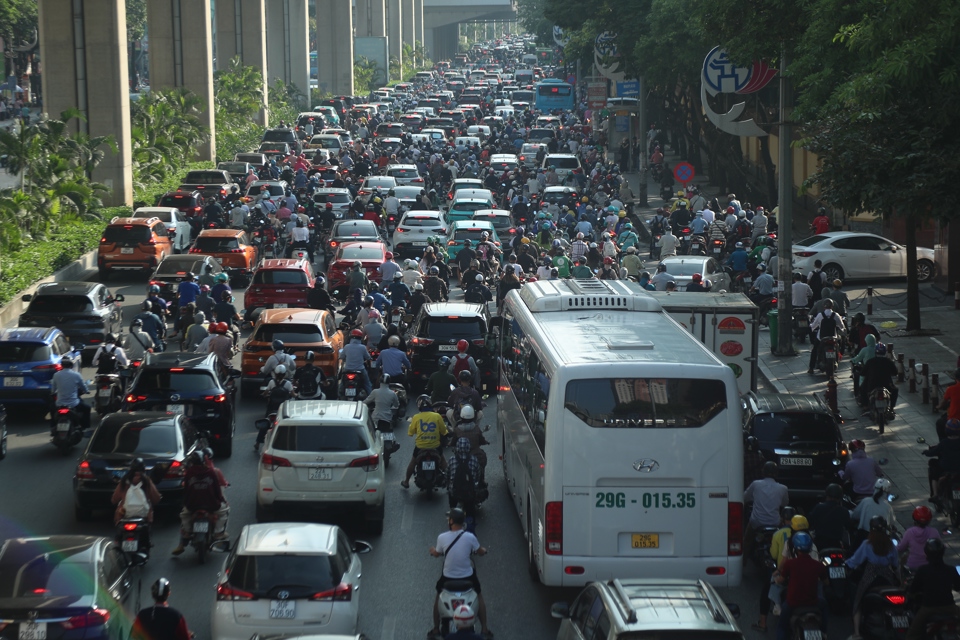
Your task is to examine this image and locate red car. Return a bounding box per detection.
[243,258,317,323]
[326,241,387,299]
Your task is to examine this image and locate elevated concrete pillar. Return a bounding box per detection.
[39,0,132,206]
[147,0,216,161]
[401,0,415,49]
[413,0,423,49]
[370,0,386,36]
[431,22,459,63]
[317,0,355,95]
[215,0,269,125]
[356,0,370,36]
[386,0,402,71]
[266,0,310,108]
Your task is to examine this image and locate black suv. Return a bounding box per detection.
[408,302,497,394]
[742,392,847,498]
[374,123,405,138]
[149,254,223,314]
[19,282,125,363]
[261,127,302,155]
[122,353,239,456]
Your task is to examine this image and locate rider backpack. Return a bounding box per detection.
[808,270,825,296]
[97,345,119,374]
[452,353,472,378]
[819,313,838,338]
[451,458,477,502]
[294,366,320,398]
[463,285,486,304]
[123,482,150,518]
[269,381,293,407]
[650,215,667,235]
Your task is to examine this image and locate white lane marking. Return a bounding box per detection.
[381,614,396,640]
[402,500,414,531]
[931,337,960,358]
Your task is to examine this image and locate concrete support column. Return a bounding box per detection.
[370,0,386,36]
[401,0,415,50]
[317,0,355,95]
[147,0,216,161]
[386,0,402,72]
[431,23,458,63]
[355,0,371,36]
[413,0,423,50]
[266,0,310,108]
[39,0,132,206]
[215,0,269,125]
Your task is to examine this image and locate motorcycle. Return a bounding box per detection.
[870,386,894,434]
[751,526,780,570]
[94,372,124,415]
[388,305,409,332]
[793,307,811,343]
[787,607,825,640]
[859,581,912,639]
[687,234,707,256]
[709,237,725,258]
[818,335,840,378]
[413,448,445,492]
[187,510,217,564]
[376,382,408,468]
[339,370,367,401]
[820,547,850,613]
[650,233,663,260]
[678,226,693,254]
[51,405,84,455]
[436,578,480,638]
[117,517,151,560]
[756,296,777,327]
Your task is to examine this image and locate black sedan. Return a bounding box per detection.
[0,536,134,640]
[73,412,201,521]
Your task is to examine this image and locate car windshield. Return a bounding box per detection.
[89,420,178,455]
[194,237,241,252]
[260,143,287,152]
[311,137,340,149]
[565,379,728,428]
[156,259,208,275]
[262,130,295,143]
[663,261,708,276]
[423,317,484,340]
[185,171,227,184]
[402,216,442,227]
[313,193,350,204]
[28,295,94,313]
[102,225,150,244]
[549,157,580,169]
[388,168,420,178]
[0,343,52,363]
[157,194,196,208]
[218,163,247,173]
[135,211,173,223]
[272,424,368,452]
[0,543,95,599]
[752,412,839,448]
[474,215,511,229]
[253,324,324,343]
[249,184,284,197]
[252,270,309,285]
[227,554,341,599]
[339,246,383,261]
[335,223,378,238]
[452,202,489,214]
[135,371,219,394]
[796,235,829,247]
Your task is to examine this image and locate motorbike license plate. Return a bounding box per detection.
[780,457,813,466]
[438,344,458,351]
[122,539,139,552]
[166,404,184,414]
[18,622,46,640]
[874,399,887,408]
[274,303,288,309]
[98,388,112,397]
[829,567,846,579]
[825,350,836,359]
[270,600,296,619]
[691,244,700,250]
[631,533,660,549]
[952,490,960,500]
[891,615,909,629]
[713,248,721,254]
[744,277,752,284]
[684,235,691,240]
[422,460,436,470]
[193,520,209,533]
[56,421,70,432]
[345,387,357,397]
[309,467,332,481]
[803,631,822,640]
[121,247,134,254]
[3,376,23,387]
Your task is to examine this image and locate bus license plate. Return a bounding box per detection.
[309,468,332,481]
[631,534,659,549]
[270,600,296,619]
[829,567,846,579]
[3,376,23,387]
[891,615,909,629]
[18,622,46,640]
[122,539,139,552]
[780,457,813,466]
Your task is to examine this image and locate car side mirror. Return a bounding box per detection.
[353,540,373,554]
[82,429,94,438]
[254,419,271,431]
[129,552,149,567]
[550,602,570,619]
[21,294,32,302]
[229,369,242,379]
[725,603,741,619]
[210,540,231,553]
[114,294,125,303]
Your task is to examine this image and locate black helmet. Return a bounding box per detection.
[132,318,143,328]
[458,370,473,382]
[141,300,152,311]
[825,483,843,500]
[130,457,146,474]
[151,577,171,602]
[272,340,284,351]
[105,333,118,344]
[869,515,888,533]
[780,505,797,521]
[447,507,466,525]
[417,394,432,410]
[657,263,667,273]
[762,461,778,479]
[187,451,204,466]
[304,350,315,362]
[186,271,196,280]
[924,537,946,563]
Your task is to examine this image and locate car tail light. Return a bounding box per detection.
[262,453,292,470]
[142,237,157,245]
[349,454,380,471]
[100,237,108,244]
[471,339,485,347]
[188,247,201,253]
[76,460,94,479]
[125,394,147,403]
[33,363,62,372]
[885,594,906,605]
[310,582,352,601]
[411,337,434,347]
[728,502,743,556]
[61,608,110,629]
[794,251,818,258]
[164,460,185,479]
[545,501,562,555]
[217,582,256,601]
[329,241,338,247]
[123,522,139,531]
[204,393,227,403]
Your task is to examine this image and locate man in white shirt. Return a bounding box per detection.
[429,508,490,637]
[657,227,679,258]
[650,264,676,291]
[744,461,790,552]
[384,191,400,218]
[791,273,814,308]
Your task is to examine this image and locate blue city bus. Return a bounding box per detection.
[534,79,575,112]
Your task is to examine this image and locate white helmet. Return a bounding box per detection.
[453,604,475,630]
[274,364,287,376]
[459,405,476,421]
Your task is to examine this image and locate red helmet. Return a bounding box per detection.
[216,322,229,334]
[912,506,933,526]
[726,206,735,214]
[457,339,469,353]
[849,439,865,452]
[603,256,613,265]
[692,273,702,282]
[385,251,394,259]
[325,202,333,209]
[350,328,364,339]
[298,206,305,213]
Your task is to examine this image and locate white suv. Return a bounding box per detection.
[542,153,582,179]
[255,401,385,533]
[211,522,371,640]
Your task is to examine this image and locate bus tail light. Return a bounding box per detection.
[545,501,562,555]
[728,502,743,556]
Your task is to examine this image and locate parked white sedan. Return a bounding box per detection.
[792,232,936,282]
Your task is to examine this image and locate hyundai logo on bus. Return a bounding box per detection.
[633,459,660,473]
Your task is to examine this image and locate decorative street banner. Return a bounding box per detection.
[552,26,570,47]
[700,46,777,137]
[594,31,626,82]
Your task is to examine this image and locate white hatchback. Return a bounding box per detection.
[133,207,192,253]
[211,522,371,640]
[255,401,385,533]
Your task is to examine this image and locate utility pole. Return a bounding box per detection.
[775,49,795,356]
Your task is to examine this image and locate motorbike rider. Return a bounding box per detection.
[685,273,710,292]
[307,275,337,312]
[774,532,829,640]
[346,261,370,293]
[50,358,91,432]
[111,457,162,527]
[339,329,373,395]
[145,285,169,319]
[92,332,130,375]
[292,351,326,400]
[287,217,313,262]
[851,478,896,548]
[807,299,845,375]
[748,264,775,304]
[744,461,789,556]
[650,262,676,291]
[427,357,458,405]
[656,225,678,258]
[423,265,449,302]
[936,368,960,428]
[202,197,225,227]
[898,506,941,572]
[850,312,881,351]
[845,515,901,639]
[386,271,412,308]
[261,340,296,382]
[126,318,156,359]
[173,451,227,555]
[859,342,899,409]
[906,538,960,640]
[401,394,449,489]
[807,483,851,550]
[131,578,193,640]
[923,418,960,506]
[364,374,401,446]
[380,251,402,282]
[452,406,487,483]
[753,506,796,633]
[205,322,235,373]
[791,273,813,310]
[375,335,411,382]
[448,435,483,515]
[428,508,491,639]
[447,341,480,391]
[725,241,749,275]
[464,273,493,304]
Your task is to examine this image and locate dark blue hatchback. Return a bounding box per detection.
[0,327,83,406]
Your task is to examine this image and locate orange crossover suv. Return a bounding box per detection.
[98,217,174,279]
[190,228,259,287]
[239,308,343,398]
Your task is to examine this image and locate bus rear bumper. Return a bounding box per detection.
[543,556,743,588]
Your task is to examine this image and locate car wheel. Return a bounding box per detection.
[98,268,109,281]
[822,263,844,283]
[527,509,540,582]
[241,381,258,400]
[75,504,92,522]
[217,432,233,458]
[0,424,7,460]
[366,502,385,535]
[255,501,272,523]
[917,259,935,283]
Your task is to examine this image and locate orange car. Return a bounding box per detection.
[239,308,343,398]
[97,217,173,279]
[189,228,259,287]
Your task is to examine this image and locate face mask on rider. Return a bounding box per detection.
[823,308,833,317]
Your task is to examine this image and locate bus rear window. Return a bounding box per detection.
[564,378,727,428]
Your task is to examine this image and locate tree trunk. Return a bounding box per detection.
[758,136,777,208]
[904,210,921,331]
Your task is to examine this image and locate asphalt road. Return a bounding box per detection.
[0,269,858,640]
